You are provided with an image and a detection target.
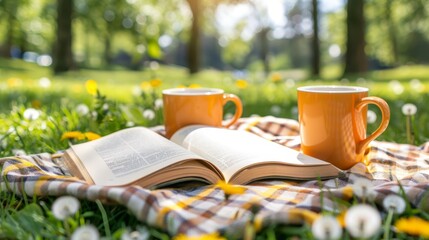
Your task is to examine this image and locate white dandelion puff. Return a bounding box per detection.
[76,104,90,116]
[132,86,142,96]
[12,149,26,156]
[389,80,404,95]
[154,98,163,110]
[52,196,80,220]
[345,204,381,238]
[71,225,99,240]
[121,227,149,240]
[367,110,377,124]
[143,109,155,120]
[402,103,417,116]
[383,194,406,214]
[410,78,423,92]
[39,77,51,88]
[270,105,282,115]
[23,108,40,120]
[312,215,343,240]
[352,178,376,201]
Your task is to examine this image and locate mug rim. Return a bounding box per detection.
[297,85,368,93]
[162,88,224,96]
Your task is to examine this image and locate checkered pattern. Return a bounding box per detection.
[1,116,429,236]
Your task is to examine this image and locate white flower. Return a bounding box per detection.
[102,103,109,111]
[39,77,51,88]
[121,227,149,240]
[367,110,377,124]
[126,121,135,127]
[52,196,80,220]
[71,225,99,240]
[132,86,142,96]
[270,105,282,115]
[389,80,404,95]
[12,149,26,156]
[143,109,155,120]
[410,78,423,92]
[154,98,163,110]
[312,215,342,240]
[345,204,381,238]
[224,113,234,120]
[76,104,90,116]
[352,178,376,200]
[23,108,40,120]
[402,103,417,116]
[383,194,406,214]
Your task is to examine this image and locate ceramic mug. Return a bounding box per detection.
[297,86,390,170]
[162,88,243,138]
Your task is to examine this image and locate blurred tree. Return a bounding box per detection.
[53,0,74,73]
[186,0,247,74]
[344,0,367,75]
[0,0,22,58]
[311,0,320,77]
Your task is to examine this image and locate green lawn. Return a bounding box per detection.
[1,58,429,239]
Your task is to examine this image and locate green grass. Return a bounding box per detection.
[1,58,429,238]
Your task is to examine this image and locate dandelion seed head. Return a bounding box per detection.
[39,77,51,88]
[402,103,417,116]
[12,149,26,156]
[71,225,99,240]
[23,108,40,120]
[312,215,342,240]
[126,121,135,127]
[270,105,282,115]
[52,196,80,220]
[345,204,381,238]
[285,79,295,88]
[143,109,155,120]
[154,98,163,110]
[132,86,142,96]
[367,110,377,124]
[389,80,404,95]
[410,78,424,92]
[224,113,233,120]
[102,103,109,111]
[76,104,90,116]
[351,178,376,200]
[383,194,406,214]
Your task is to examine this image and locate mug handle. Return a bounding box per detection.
[222,93,243,128]
[355,96,390,154]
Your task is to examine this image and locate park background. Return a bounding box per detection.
[1,0,429,239]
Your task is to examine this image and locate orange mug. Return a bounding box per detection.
[162,88,243,138]
[297,86,390,170]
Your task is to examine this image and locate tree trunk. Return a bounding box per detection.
[385,0,398,64]
[311,0,320,77]
[0,1,19,58]
[53,0,74,73]
[343,0,367,75]
[259,27,270,76]
[186,0,201,74]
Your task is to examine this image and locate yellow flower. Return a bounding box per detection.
[342,186,354,200]
[31,100,42,109]
[150,78,162,88]
[288,208,320,224]
[61,131,85,141]
[173,232,226,240]
[176,84,186,88]
[235,79,248,89]
[7,77,22,87]
[216,180,247,195]
[336,211,346,227]
[85,79,98,95]
[188,83,201,89]
[140,81,152,91]
[395,216,429,237]
[270,73,282,83]
[84,132,101,141]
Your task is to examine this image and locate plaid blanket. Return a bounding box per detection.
[2,116,429,236]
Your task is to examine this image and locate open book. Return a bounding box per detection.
[62,126,342,188]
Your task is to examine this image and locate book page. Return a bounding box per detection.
[70,127,202,186]
[171,126,331,182]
